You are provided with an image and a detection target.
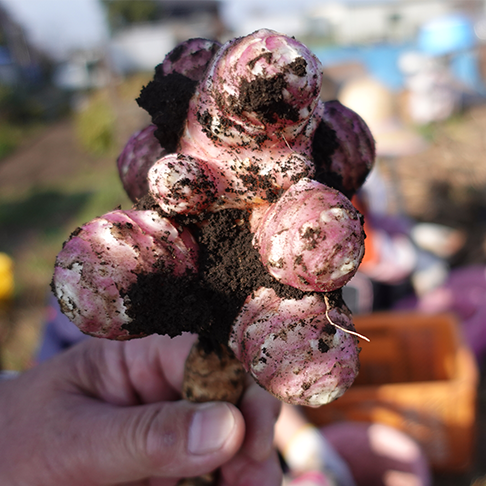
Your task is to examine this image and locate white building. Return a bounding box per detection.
[108,23,175,74]
[310,0,453,44]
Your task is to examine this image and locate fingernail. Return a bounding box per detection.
[188,402,236,455]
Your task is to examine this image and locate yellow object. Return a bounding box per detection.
[0,252,14,301]
[304,312,478,473]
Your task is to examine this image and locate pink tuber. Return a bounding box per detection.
[313,100,375,198]
[229,287,359,406]
[52,29,375,408]
[117,125,166,202]
[253,178,364,293]
[52,209,198,339]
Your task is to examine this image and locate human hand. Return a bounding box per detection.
[0,333,282,486]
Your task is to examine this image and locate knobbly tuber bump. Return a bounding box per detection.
[117,125,166,202]
[229,288,359,407]
[253,178,364,293]
[51,29,375,408]
[53,209,198,339]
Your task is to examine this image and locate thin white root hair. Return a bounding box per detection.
[324,295,370,342]
[281,135,292,151]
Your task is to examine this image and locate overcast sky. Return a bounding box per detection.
[1,0,108,59]
[0,0,345,59]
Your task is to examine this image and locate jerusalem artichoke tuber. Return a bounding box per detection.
[52,29,375,409]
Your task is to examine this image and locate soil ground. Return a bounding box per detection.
[1,95,486,484]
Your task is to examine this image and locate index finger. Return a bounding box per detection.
[123,333,198,403]
[219,378,282,486]
[238,377,282,462]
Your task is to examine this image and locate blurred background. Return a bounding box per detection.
[1,1,486,485]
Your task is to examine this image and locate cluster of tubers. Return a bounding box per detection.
[52,29,375,409]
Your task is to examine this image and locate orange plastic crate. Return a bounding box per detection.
[304,311,479,473]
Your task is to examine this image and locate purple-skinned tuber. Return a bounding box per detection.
[52,209,198,339]
[229,287,359,407]
[52,29,375,408]
[117,125,166,202]
[253,178,365,293]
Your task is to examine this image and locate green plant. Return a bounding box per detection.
[75,92,116,156]
[0,123,22,159]
[101,0,159,32]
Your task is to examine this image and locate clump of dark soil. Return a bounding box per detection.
[237,75,300,124]
[123,208,318,351]
[137,72,197,153]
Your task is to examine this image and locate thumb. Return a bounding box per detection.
[77,400,245,484]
